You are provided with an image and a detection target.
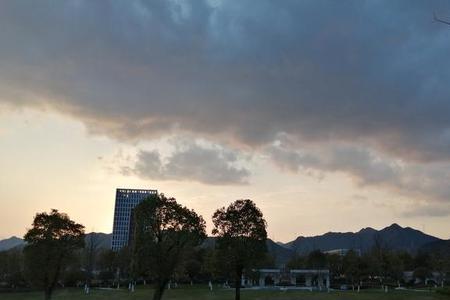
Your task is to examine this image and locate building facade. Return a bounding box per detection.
[242,269,330,289]
[111,188,157,251]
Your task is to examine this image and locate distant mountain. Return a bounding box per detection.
[200,237,294,266]
[0,233,113,252]
[0,224,442,260]
[0,236,24,251]
[85,232,112,249]
[419,239,450,257]
[283,223,441,254]
[266,239,295,265]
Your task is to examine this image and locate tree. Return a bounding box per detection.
[413,267,431,284]
[287,254,307,269]
[307,250,327,269]
[430,252,450,287]
[385,252,404,286]
[184,257,202,285]
[343,250,360,289]
[212,199,267,300]
[368,234,389,286]
[114,246,132,288]
[326,254,343,281]
[83,233,101,290]
[413,253,432,285]
[201,247,222,281]
[132,194,206,300]
[0,248,25,289]
[23,209,85,300]
[97,249,118,283]
[398,251,414,271]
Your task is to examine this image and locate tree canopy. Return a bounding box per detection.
[131,194,206,300]
[212,199,267,300]
[23,209,84,300]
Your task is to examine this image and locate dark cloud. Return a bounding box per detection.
[267,143,450,213]
[265,144,317,173]
[122,141,250,185]
[0,0,450,162]
[266,143,400,185]
[0,1,450,210]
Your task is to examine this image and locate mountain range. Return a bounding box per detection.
[283,223,441,254]
[0,236,23,251]
[1,224,447,266]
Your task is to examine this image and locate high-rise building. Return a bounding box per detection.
[111,188,157,251]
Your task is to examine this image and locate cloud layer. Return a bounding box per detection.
[267,143,450,216]
[1,1,450,214]
[122,140,250,185]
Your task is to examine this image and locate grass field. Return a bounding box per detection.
[1,286,448,300]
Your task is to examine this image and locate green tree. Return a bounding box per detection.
[201,247,223,281]
[343,250,360,289]
[430,253,449,287]
[287,254,307,269]
[132,194,206,300]
[23,209,85,300]
[398,251,414,271]
[413,253,432,284]
[0,248,24,289]
[212,199,267,300]
[115,246,132,288]
[184,257,202,285]
[413,267,431,284]
[97,249,118,283]
[307,250,327,269]
[367,235,389,287]
[83,233,101,289]
[326,254,343,280]
[386,252,404,286]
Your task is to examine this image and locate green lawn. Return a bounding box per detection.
[1,286,448,300]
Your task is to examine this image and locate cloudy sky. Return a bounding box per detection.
[1,0,450,241]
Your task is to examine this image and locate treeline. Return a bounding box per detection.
[286,246,450,289]
[0,195,268,300]
[2,234,449,292]
[1,194,449,300]
[0,242,272,288]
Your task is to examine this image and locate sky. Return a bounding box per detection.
[0,0,450,242]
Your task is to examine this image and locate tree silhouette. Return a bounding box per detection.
[23,209,84,300]
[83,233,101,291]
[212,199,267,300]
[131,194,206,300]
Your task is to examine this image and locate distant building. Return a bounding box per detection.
[403,271,446,286]
[242,269,330,289]
[323,248,361,256]
[111,188,157,251]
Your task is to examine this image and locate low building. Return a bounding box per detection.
[243,268,330,289]
[324,248,361,256]
[403,271,446,286]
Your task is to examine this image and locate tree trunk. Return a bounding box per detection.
[235,268,242,300]
[44,287,53,300]
[235,279,240,300]
[152,280,168,300]
[152,285,164,300]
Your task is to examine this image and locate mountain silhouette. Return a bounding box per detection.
[282,223,441,254]
[0,224,444,265]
